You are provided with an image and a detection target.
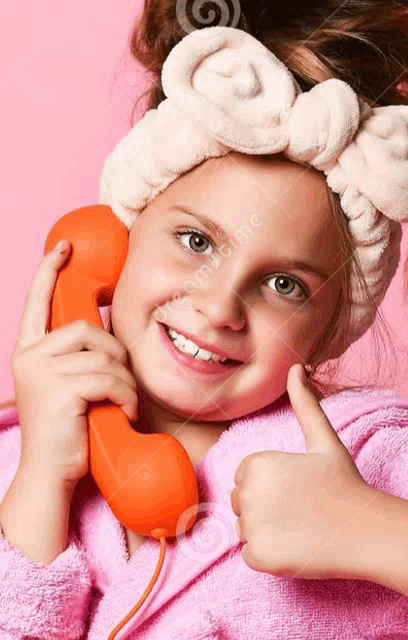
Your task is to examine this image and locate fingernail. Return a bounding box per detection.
[55,240,69,253]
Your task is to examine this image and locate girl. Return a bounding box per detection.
[1,3,408,640]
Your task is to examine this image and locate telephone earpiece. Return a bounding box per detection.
[44,205,199,540]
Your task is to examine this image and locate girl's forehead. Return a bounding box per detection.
[173,152,327,205]
[159,153,334,232]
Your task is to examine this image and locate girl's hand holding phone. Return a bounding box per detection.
[11,241,139,488]
[231,364,377,582]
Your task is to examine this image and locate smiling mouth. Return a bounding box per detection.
[163,323,242,366]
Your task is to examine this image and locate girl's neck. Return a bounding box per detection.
[134,389,232,468]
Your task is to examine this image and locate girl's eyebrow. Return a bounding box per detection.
[270,259,330,283]
[168,205,230,241]
[168,205,330,283]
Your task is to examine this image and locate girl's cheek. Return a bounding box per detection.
[283,313,323,360]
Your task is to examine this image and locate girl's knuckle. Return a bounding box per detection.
[119,364,136,386]
[97,352,112,370]
[111,362,124,379]
[74,319,90,335]
[239,488,253,504]
[11,350,31,371]
[246,452,261,467]
[242,541,262,571]
[11,354,21,373]
[111,341,127,363]
[251,452,269,468]
[119,346,128,363]
[106,373,118,390]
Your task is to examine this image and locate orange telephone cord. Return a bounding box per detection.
[108,536,166,639]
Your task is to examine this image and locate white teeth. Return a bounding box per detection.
[167,326,229,362]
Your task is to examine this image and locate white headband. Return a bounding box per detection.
[99,26,408,356]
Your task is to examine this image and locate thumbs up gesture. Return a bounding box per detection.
[230,363,377,580]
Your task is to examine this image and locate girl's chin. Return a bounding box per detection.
[133,386,216,420]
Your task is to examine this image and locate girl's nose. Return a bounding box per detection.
[191,274,246,331]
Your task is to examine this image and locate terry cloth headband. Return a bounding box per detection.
[99,25,408,357]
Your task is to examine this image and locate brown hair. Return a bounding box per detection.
[128,0,408,120]
[2,1,407,411]
[304,187,398,398]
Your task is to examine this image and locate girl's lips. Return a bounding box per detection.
[158,322,243,376]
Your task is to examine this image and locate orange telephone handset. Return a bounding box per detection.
[44,204,199,542]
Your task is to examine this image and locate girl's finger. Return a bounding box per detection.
[286,363,346,454]
[15,240,70,353]
[50,351,136,388]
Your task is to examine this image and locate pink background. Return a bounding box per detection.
[1,1,408,403]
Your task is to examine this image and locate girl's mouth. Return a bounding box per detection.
[158,322,243,376]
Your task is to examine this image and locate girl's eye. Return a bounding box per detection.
[174,229,214,257]
[266,275,309,301]
[174,229,309,301]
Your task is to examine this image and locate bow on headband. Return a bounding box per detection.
[100,26,408,354]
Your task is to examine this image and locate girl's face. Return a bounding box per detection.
[111,152,343,425]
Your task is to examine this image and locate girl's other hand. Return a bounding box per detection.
[230,363,376,581]
[11,240,139,487]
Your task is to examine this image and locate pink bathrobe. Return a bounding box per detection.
[1,387,408,639]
